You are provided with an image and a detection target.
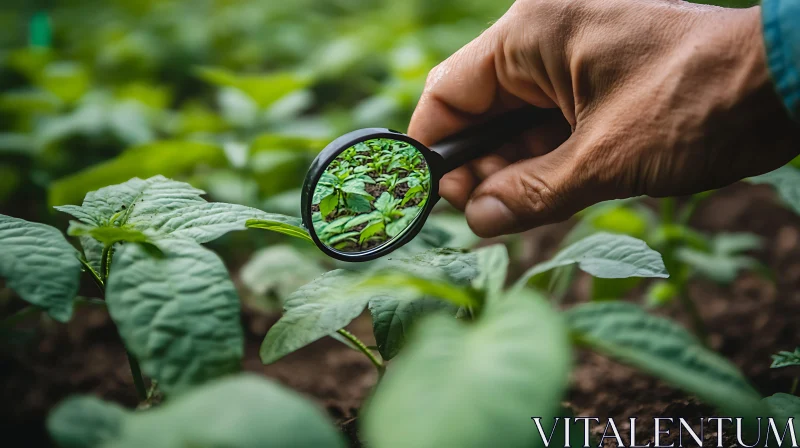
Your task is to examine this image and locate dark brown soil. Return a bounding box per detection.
[2,182,799,447]
[365,182,387,199]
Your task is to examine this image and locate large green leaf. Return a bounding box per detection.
[0,214,81,322]
[47,396,126,448]
[567,302,766,418]
[517,232,668,287]
[260,270,370,364]
[471,244,509,297]
[106,239,243,394]
[246,218,311,242]
[363,288,571,448]
[55,177,309,267]
[749,165,800,215]
[48,374,345,448]
[48,142,226,207]
[55,176,206,227]
[763,393,800,446]
[148,202,304,243]
[366,248,480,360]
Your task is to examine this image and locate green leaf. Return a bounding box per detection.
[749,165,800,215]
[517,232,668,287]
[368,297,456,361]
[55,176,206,227]
[48,142,226,207]
[0,214,81,322]
[48,374,345,448]
[148,203,302,243]
[319,193,338,217]
[367,248,480,361]
[675,247,758,284]
[67,221,152,246]
[763,393,800,445]
[47,396,126,448]
[590,206,648,238]
[363,289,571,448]
[196,67,312,108]
[106,239,244,394]
[246,218,311,242]
[357,274,478,307]
[260,270,370,364]
[713,232,762,255]
[771,348,800,368]
[359,221,384,243]
[567,302,766,418]
[471,244,508,297]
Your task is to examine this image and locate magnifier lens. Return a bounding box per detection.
[311,138,431,254]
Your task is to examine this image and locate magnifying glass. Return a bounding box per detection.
[301,107,547,261]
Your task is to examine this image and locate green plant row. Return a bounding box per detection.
[1,175,797,448]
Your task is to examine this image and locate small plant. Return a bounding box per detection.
[771,348,800,395]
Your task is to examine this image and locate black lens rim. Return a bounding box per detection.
[301,128,444,262]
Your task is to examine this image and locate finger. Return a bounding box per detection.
[463,132,614,237]
[408,25,521,147]
[439,167,478,211]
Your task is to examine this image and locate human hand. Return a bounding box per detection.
[409,0,800,238]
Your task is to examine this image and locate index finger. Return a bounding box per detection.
[408,25,515,147]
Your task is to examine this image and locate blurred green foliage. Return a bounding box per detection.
[0,0,522,220]
[1,0,755,221]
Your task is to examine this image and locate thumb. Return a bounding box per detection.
[463,135,612,237]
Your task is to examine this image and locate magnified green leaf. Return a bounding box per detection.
[48,374,345,448]
[568,302,766,418]
[363,289,571,448]
[106,239,244,394]
[517,232,668,288]
[48,141,226,207]
[319,193,338,217]
[0,214,81,322]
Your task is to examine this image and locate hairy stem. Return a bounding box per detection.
[100,246,113,282]
[337,328,385,377]
[126,350,148,401]
[80,258,104,290]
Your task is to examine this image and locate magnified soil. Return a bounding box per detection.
[1,182,799,447]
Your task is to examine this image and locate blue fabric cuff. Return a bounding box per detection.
[762,0,800,120]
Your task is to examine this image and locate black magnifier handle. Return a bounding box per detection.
[430,106,550,174]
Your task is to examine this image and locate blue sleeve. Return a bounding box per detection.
[762,0,800,120]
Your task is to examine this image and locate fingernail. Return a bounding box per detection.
[466,196,517,237]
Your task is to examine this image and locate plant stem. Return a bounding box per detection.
[660,197,676,225]
[99,245,148,403]
[337,328,385,376]
[80,258,104,290]
[791,377,798,395]
[126,350,148,401]
[100,246,113,282]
